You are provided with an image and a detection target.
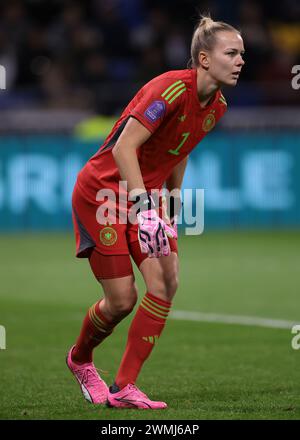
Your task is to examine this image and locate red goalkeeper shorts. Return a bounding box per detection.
[72,181,178,279]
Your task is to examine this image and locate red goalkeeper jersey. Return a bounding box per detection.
[77,68,227,196]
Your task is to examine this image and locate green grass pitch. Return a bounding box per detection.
[0,230,300,420]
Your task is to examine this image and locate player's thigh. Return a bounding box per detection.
[139,252,179,301]
[88,250,138,319]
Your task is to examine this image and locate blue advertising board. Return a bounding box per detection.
[0,132,299,231]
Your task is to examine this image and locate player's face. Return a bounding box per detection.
[207,31,245,86]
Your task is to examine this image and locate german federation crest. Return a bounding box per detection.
[100,226,118,246]
[202,113,216,132]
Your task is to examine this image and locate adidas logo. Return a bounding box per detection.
[142,335,159,345]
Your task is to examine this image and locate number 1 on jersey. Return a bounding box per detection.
[168,132,190,156]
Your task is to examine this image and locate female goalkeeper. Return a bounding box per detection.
[67,15,245,409]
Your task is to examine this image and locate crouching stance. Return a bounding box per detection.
[67,15,244,409]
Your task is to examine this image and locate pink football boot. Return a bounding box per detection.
[66,345,108,404]
[107,383,167,409]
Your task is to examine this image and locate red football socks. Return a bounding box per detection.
[72,300,117,364]
[115,292,171,390]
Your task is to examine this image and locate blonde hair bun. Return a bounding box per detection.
[190,14,240,68]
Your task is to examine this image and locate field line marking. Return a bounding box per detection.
[170,310,297,330]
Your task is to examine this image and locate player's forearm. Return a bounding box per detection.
[166,156,188,192]
[112,142,146,194]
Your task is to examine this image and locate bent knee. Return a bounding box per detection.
[166,274,179,296]
[106,284,138,318]
[147,272,179,301]
[163,274,179,299]
[113,297,137,317]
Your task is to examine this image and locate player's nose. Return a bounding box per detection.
[237,54,245,66]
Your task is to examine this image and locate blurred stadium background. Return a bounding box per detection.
[1,0,300,420]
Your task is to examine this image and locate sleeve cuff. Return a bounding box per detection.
[130,111,157,134]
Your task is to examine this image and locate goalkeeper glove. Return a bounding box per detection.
[136,193,177,258]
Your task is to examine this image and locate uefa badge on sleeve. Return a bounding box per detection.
[144,100,166,123]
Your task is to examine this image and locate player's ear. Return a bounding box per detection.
[198,51,209,70]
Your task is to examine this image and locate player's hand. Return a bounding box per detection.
[137,209,175,258]
[135,193,177,257]
[165,215,178,239]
